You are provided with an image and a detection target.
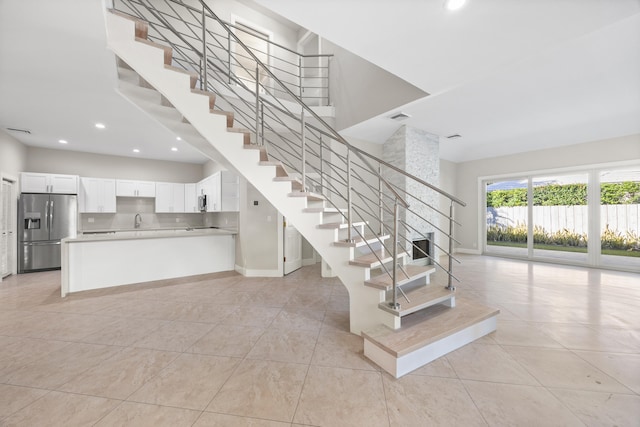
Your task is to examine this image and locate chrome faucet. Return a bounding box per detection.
[134,213,142,229]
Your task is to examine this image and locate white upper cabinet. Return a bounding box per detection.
[197,171,239,212]
[116,180,156,197]
[184,183,198,213]
[21,173,78,194]
[79,178,116,213]
[155,183,185,213]
[220,171,239,212]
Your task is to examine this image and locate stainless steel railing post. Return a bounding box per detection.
[255,65,260,144]
[260,102,265,147]
[346,148,353,242]
[227,32,232,84]
[378,163,384,236]
[390,199,400,309]
[319,136,324,195]
[201,5,207,90]
[446,201,456,291]
[301,112,307,191]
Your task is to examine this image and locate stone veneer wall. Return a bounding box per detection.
[382,125,440,257]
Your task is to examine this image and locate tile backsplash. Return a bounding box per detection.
[79,198,204,231]
[79,198,239,231]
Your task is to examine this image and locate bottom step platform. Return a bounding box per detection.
[362,297,499,378]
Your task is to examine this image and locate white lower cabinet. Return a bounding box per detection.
[79,178,116,213]
[155,183,185,213]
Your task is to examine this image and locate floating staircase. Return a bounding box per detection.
[104,5,498,378]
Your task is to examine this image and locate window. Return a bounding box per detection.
[483,165,640,272]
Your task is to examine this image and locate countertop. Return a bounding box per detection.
[65,227,237,243]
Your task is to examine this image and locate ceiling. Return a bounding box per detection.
[1,0,639,165]
[254,0,640,162]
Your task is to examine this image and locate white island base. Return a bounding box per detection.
[61,229,235,296]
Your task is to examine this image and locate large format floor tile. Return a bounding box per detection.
[293,366,388,427]
[1,256,638,426]
[207,359,308,422]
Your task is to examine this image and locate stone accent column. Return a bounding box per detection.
[382,125,439,259]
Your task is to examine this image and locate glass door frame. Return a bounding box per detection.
[480,161,640,273]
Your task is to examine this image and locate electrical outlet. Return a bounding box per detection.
[267,215,272,222]
[88,218,95,223]
[176,218,180,223]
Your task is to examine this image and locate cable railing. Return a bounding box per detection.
[112,0,466,311]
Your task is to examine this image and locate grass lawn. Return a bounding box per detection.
[487,241,640,257]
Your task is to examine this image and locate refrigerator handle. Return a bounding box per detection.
[50,200,54,228]
[45,201,50,230]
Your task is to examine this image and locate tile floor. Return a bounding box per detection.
[0,255,639,426]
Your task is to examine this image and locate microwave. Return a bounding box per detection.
[198,194,207,212]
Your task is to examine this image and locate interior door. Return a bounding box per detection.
[1,179,15,278]
[283,217,302,275]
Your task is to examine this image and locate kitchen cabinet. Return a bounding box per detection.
[115,180,156,198]
[184,183,198,213]
[220,171,239,211]
[197,174,219,212]
[155,183,185,213]
[79,178,116,213]
[21,172,78,194]
[197,171,239,212]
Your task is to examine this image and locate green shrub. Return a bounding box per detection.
[487,181,640,207]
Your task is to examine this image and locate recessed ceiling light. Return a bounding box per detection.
[95,123,106,129]
[58,139,68,144]
[444,0,467,11]
[171,147,178,152]
[176,136,181,141]
[133,148,140,153]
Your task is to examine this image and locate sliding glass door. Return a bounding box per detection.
[600,168,640,270]
[532,173,588,263]
[483,165,639,272]
[485,179,528,257]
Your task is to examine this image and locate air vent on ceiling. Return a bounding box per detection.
[6,127,31,134]
[389,112,411,121]
[446,134,462,139]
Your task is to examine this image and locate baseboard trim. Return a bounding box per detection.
[456,248,482,255]
[235,265,282,277]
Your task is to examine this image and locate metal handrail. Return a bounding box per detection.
[112,0,466,307]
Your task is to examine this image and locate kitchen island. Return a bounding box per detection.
[61,228,236,296]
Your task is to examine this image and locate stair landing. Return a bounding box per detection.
[362,297,499,378]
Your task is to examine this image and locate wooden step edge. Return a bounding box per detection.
[227,128,251,145]
[190,89,216,109]
[210,109,234,127]
[108,9,149,39]
[378,286,455,317]
[135,37,172,65]
[365,265,435,290]
[163,65,198,88]
[303,207,346,213]
[288,191,324,199]
[259,160,282,167]
[363,298,500,358]
[317,221,366,230]
[334,234,390,249]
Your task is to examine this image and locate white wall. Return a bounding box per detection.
[454,134,640,252]
[235,178,281,273]
[26,147,204,183]
[0,131,28,177]
[324,40,428,131]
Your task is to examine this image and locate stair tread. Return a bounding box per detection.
[349,249,403,268]
[163,64,198,78]
[365,265,435,290]
[380,284,454,317]
[135,37,171,53]
[318,221,365,229]
[333,234,389,248]
[363,297,499,357]
[289,191,324,200]
[303,207,346,213]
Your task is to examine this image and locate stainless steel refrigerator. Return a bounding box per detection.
[18,193,77,273]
